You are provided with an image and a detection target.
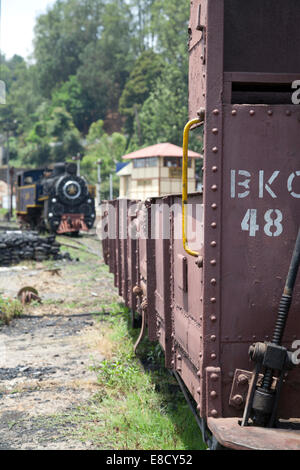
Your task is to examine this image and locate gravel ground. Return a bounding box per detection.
[0,233,119,450]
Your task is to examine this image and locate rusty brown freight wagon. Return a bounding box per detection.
[102,0,300,450]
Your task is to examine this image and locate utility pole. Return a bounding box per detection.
[6,130,10,221]
[97,159,102,205]
[9,166,14,219]
[72,153,81,176]
[110,174,113,200]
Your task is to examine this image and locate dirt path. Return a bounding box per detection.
[0,234,119,450]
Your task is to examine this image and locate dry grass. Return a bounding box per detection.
[0,298,23,325]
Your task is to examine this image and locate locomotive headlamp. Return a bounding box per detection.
[63,180,81,200]
[52,198,57,203]
[49,213,53,218]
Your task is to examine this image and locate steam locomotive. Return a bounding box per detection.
[102,0,300,450]
[16,162,96,234]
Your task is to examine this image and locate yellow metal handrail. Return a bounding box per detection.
[182,118,203,257]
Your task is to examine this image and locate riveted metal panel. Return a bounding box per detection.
[136,201,157,342]
[200,0,224,419]
[171,192,204,412]
[188,0,207,119]
[127,200,139,313]
[100,201,109,266]
[224,0,300,74]
[152,197,173,367]
[220,103,300,419]
[118,199,131,306]
[107,199,118,285]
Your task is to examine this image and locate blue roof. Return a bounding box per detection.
[116,162,129,173]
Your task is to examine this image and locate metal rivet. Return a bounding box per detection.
[212,147,218,153]
[211,409,218,417]
[210,298,216,304]
[212,166,218,172]
[211,335,216,341]
[211,353,217,360]
[211,222,217,228]
[249,109,255,116]
[211,185,217,191]
[238,374,249,385]
[268,109,273,116]
[232,109,237,116]
[232,395,244,406]
[211,241,217,247]
[210,278,217,285]
[212,128,218,134]
[210,315,217,322]
[211,203,217,210]
[210,260,216,266]
[210,391,217,398]
[210,373,219,381]
[213,109,219,115]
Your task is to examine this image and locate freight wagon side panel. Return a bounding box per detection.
[127,200,139,313]
[220,103,300,419]
[152,197,172,366]
[171,193,204,405]
[118,200,129,305]
[196,0,300,421]
[137,202,156,341]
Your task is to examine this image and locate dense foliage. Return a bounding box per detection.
[0,0,202,199]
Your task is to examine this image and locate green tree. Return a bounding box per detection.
[130,65,202,153]
[77,0,135,124]
[52,75,94,133]
[119,50,164,136]
[34,0,105,97]
[21,106,82,166]
[81,120,127,198]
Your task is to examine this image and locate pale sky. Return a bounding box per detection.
[1,0,56,59]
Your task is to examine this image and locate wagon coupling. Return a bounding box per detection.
[242,228,300,428]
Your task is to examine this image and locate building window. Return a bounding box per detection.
[137,179,152,186]
[133,157,158,168]
[163,157,191,168]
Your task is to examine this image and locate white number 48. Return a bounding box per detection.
[241,209,283,237]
